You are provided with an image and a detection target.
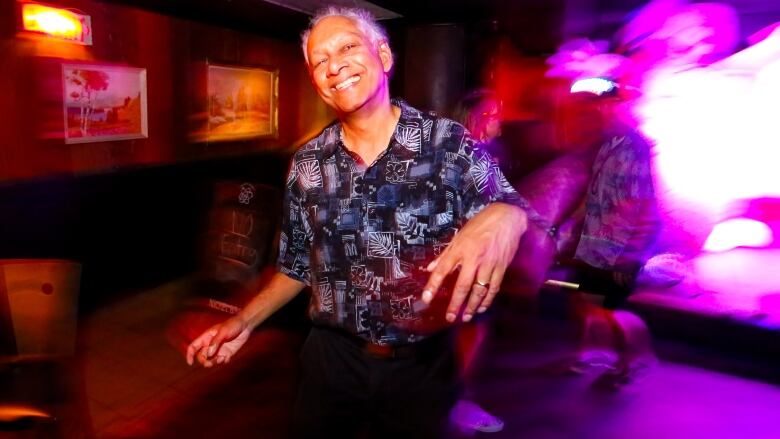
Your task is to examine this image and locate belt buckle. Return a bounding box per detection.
[365,342,394,358]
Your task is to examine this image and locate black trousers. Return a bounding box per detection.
[291,326,461,439]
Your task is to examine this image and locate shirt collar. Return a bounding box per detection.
[320,99,423,160]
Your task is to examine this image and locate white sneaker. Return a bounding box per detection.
[637,253,688,288]
[568,349,619,374]
[450,399,505,433]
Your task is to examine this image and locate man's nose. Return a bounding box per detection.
[327,56,347,76]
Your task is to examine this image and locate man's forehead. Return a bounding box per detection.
[307,17,371,60]
[310,16,365,41]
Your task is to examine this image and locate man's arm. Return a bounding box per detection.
[186,272,305,367]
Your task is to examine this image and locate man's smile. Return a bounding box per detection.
[334,75,361,90]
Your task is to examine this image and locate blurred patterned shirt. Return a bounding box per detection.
[575,128,660,274]
[277,100,525,345]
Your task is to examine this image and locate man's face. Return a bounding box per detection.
[306,16,393,116]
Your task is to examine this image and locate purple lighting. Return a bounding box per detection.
[604,0,780,253]
[545,38,627,80]
[637,24,780,241]
[548,1,780,254]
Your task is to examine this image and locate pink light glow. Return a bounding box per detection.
[546,38,628,80]
[635,25,780,245]
[545,3,780,254]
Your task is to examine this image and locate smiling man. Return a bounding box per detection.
[187,7,528,437]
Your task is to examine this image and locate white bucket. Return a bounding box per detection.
[1,259,81,356]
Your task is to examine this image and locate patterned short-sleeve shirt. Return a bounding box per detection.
[574,128,660,274]
[277,99,525,345]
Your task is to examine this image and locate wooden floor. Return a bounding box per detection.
[67,261,780,439]
[471,314,780,439]
[10,247,779,438]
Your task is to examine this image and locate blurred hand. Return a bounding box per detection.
[186,315,252,367]
[422,203,527,323]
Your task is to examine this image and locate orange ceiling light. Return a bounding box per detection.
[21,3,92,45]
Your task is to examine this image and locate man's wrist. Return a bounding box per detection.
[493,201,528,225]
[236,310,258,331]
[504,197,556,237]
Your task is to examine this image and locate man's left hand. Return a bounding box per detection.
[422,203,527,322]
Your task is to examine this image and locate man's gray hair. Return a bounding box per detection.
[300,6,389,66]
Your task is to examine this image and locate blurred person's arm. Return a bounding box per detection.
[611,134,660,277]
[574,131,660,284]
[186,272,305,367]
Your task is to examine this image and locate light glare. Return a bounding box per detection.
[570,77,615,95]
[21,3,92,45]
[703,218,773,253]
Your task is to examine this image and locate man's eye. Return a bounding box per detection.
[315,59,327,68]
[343,43,357,51]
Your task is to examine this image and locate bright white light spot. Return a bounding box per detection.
[35,11,78,34]
[702,218,773,252]
[570,77,615,95]
[634,29,780,253]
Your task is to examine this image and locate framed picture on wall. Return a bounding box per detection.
[192,63,279,142]
[62,64,148,144]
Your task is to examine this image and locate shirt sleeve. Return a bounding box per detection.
[276,157,312,285]
[611,134,660,272]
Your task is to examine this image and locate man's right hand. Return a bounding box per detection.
[184,272,305,367]
[186,315,252,367]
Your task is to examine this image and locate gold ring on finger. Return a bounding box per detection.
[474,280,490,289]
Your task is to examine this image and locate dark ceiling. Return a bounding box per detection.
[374,0,570,54]
[102,0,647,53]
[102,0,311,40]
[373,0,565,23]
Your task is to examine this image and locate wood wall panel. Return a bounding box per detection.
[0,0,333,183]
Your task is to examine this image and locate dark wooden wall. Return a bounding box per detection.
[0,0,333,310]
[0,0,332,181]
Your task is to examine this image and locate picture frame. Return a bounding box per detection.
[62,64,148,144]
[192,63,279,142]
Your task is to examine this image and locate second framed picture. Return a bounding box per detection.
[192,63,279,142]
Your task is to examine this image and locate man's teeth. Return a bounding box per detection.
[335,76,360,90]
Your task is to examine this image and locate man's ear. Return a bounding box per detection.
[378,41,394,73]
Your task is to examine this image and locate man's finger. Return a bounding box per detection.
[445,263,478,322]
[186,341,200,366]
[422,252,459,304]
[186,329,216,366]
[462,265,494,322]
[477,265,506,313]
[205,326,233,359]
[196,347,214,367]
